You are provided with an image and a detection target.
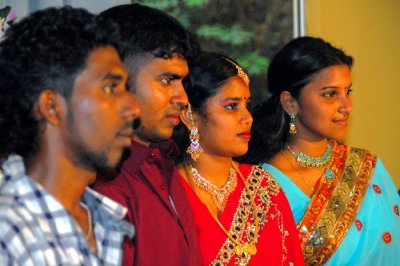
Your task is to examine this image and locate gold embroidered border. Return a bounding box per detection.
[298,145,376,265]
[211,166,286,266]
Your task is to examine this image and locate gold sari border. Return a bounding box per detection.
[211,165,286,266]
[297,144,376,265]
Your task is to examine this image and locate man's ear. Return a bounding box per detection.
[35,90,63,125]
[280,91,299,115]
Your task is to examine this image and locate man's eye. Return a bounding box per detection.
[161,78,172,85]
[103,84,116,94]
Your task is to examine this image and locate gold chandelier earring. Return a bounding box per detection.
[186,104,203,161]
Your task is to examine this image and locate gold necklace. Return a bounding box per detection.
[185,160,237,212]
[80,202,93,239]
[286,142,332,169]
[184,161,259,257]
[283,151,316,195]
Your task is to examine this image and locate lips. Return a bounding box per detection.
[333,118,349,126]
[166,112,181,126]
[117,128,133,146]
[237,131,251,141]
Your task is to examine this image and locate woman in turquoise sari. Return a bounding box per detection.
[241,36,400,265]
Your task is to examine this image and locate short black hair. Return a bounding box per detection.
[99,3,200,78]
[100,3,199,59]
[0,6,121,160]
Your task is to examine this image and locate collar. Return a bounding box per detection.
[1,154,134,238]
[122,139,179,176]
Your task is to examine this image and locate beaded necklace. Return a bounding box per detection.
[286,142,332,169]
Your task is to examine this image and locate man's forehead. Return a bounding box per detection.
[125,53,187,74]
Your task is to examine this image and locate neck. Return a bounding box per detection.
[27,145,94,215]
[131,134,151,147]
[189,154,233,188]
[287,138,330,157]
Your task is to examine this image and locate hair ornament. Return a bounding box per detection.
[223,57,250,86]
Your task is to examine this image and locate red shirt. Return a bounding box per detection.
[93,140,202,266]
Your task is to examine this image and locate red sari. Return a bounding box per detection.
[180,163,305,265]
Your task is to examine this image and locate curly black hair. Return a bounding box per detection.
[239,36,353,165]
[0,6,121,160]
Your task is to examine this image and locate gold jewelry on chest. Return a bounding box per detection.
[184,160,259,259]
[185,160,237,212]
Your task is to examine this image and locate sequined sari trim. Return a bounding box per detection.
[297,144,376,265]
[211,165,288,266]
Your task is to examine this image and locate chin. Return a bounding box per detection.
[152,128,174,142]
[328,132,347,142]
[103,149,126,170]
[232,148,249,158]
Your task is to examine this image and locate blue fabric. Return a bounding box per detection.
[0,154,134,265]
[264,158,400,266]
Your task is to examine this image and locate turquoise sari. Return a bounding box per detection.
[264,144,400,265]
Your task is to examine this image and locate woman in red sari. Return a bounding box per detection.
[172,52,304,265]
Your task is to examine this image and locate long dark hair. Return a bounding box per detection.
[240,36,353,164]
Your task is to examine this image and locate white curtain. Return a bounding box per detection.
[1,0,130,20]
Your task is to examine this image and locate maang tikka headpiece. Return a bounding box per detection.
[224,57,250,86]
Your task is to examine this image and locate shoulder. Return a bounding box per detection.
[93,168,139,200]
[341,144,376,160]
[348,144,374,155]
[0,205,45,264]
[368,157,397,197]
[0,197,37,242]
[241,163,282,196]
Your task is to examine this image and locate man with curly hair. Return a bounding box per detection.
[0,6,140,265]
[92,4,202,265]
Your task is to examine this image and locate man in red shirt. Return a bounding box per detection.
[93,4,202,266]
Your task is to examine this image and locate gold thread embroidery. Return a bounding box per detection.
[210,166,290,266]
[298,145,376,265]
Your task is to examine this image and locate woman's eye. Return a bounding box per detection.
[225,103,238,110]
[245,101,251,109]
[346,89,353,95]
[322,91,336,98]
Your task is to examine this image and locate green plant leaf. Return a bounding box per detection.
[196,23,253,45]
[238,51,269,75]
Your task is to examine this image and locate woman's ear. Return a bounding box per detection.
[35,90,63,125]
[280,91,299,115]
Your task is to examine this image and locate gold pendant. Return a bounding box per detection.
[234,244,243,256]
[234,242,257,257]
[247,244,257,255]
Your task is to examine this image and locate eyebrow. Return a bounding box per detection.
[320,83,353,90]
[220,96,251,102]
[159,72,183,80]
[102,73,124,81]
